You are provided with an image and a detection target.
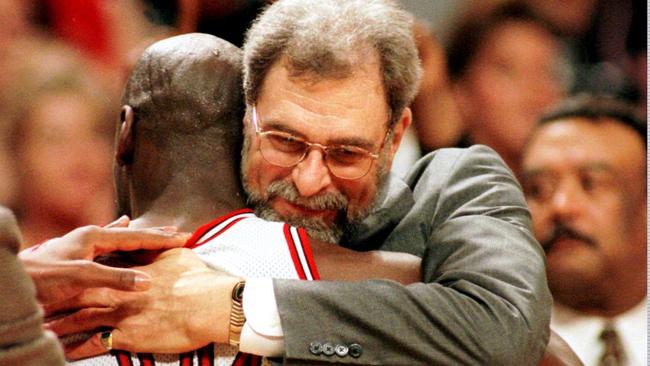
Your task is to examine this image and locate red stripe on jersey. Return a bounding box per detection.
[180,351,194,366]
[190,216,247,249]
[197,343,214,366]
[232,351,248,366]
[249,354,262,366]
[112,350,133,366]
[184,209,254,248]
[283,224,307,280]
[137,352,155,366]
[297,228,320,280]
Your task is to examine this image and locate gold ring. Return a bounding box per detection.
[100,331,113,351]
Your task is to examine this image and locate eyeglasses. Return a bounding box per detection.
[252,105,388,180]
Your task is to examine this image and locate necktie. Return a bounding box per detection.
[598,321,626,366]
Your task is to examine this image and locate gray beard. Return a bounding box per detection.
[240,132,388,243]
[246,180,355,243]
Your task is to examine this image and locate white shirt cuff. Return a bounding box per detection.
[239,278,284,356]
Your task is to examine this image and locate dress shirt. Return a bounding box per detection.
[239,278,284,356]
[551,300,647,366]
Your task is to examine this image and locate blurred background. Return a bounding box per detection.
[1,0,645,248]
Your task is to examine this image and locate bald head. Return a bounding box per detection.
[115,33,245,217]
[123,33,243,135]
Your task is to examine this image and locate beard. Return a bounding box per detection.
[240,129,389,244]
[241,130,390,243]
[246,180,354,243]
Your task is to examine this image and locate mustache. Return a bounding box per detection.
[266,180,348,211]
[541,224,596,252]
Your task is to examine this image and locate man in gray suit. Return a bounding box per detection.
[49,0,551,364]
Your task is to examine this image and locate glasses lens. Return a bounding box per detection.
[258,131,375,180]
[326,146,374,179]
[258,132,306,167]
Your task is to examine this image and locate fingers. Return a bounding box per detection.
[79,261,151,291]
[103,215,130,229]
[32,260,146,310]
[43,287,113,317]
[46,307,116,337]
[92,228,190,256]
[36,261,150,306]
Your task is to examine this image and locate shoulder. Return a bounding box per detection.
[405,145,525,208]
[406,145,514,186]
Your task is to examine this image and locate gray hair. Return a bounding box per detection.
[243,0,422,127]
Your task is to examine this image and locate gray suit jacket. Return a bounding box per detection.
[0,207,65,366]
[273,146,552,365]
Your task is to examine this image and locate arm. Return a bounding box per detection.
[310,239,421,285]
[46,230,421,359]
[19,215,189,304]
[274,146,552,365]
[0,206,65,365]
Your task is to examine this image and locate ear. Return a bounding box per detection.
[116,105,135,166]
[388,107,412,156]
[383,107,412,169]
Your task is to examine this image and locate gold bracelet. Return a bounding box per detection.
[229,280,246,347]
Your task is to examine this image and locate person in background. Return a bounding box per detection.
[446,0,566,175]
[53,1,550,364]
[390,21,464,177]
[8,42,116,248]
[524,0,646,110]
[521,95,646,366]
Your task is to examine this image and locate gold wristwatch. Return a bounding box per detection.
[229,280,246,347]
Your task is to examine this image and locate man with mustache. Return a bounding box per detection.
[521,95,647,366]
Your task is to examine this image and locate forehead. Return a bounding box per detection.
[255,57,389,141]
[523,118,646,176]
[476,21,559,62]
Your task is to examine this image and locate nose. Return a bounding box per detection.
[549,179,584,221]
[291,149,333,197]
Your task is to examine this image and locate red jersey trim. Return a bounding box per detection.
[184,209,254,249]
[197,344,214,366]
[283,225,320,281]
[112,350,133,366]
[136,352,155,366]
[297,228,320,280]
[283,224,308,280]
[180,350,194,366]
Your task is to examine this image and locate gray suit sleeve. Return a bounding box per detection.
[273,146,552,365]
[0,207,65,366]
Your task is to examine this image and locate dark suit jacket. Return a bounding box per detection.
[273,146,552,365]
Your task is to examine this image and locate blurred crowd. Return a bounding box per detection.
[0,0,644,248]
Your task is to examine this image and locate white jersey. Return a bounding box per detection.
[66,209,319,366]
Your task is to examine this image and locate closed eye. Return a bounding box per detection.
[327,146,370,165]
[264,131,306,153]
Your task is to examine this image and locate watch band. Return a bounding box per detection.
[229,280,246,347]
